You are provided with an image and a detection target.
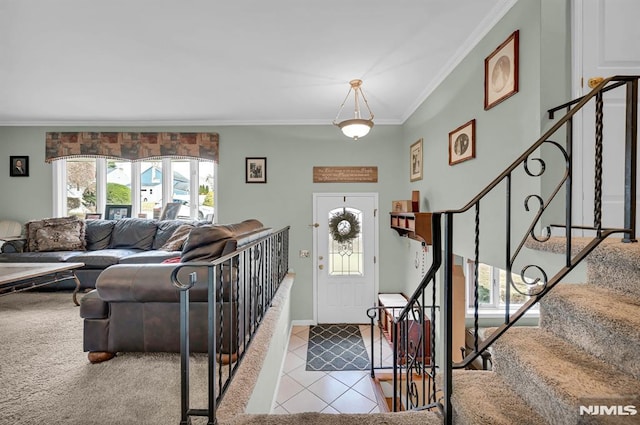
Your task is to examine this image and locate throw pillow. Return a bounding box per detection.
[160,224,194,251]
[180,225,234,262]
[161,257,182,263]
[26,216,86,252]
[35,225,85,251]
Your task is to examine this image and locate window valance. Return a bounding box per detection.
[45,132,219,163]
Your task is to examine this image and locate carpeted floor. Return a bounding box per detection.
[0,292,210,425]
[306,324,370,371]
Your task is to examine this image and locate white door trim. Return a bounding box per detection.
[312,192,379,324]
[571,0,586,232]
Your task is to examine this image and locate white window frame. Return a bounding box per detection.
[53,157,215,221]
[465,259,539,319]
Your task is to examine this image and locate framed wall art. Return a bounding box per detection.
[246,157,267,183]
[105,204,132,220]
[449,119,476,166]
[159,202,182,220]
[85,213,102,220]
[410,139,423,182]
[484,30,519,110]
[10,156,29,177]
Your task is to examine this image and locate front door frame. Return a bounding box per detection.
[312,192,379,324]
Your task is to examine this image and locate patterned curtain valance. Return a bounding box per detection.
[45,132,219,163]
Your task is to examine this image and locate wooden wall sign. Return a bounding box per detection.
[313,166,378,183]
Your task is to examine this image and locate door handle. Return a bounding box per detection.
[319,265,324,270]
[587,76,604,89]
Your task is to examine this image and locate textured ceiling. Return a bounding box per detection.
[0,0,514,125]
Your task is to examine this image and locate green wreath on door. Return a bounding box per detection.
[329,210,361,244]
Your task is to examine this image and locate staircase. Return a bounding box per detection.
[372,76,639,424]
[451,237,640,424]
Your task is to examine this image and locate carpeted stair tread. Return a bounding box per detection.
[541,283,640,379]
[492,327,640,424]
[524,236,633,259]
[450,370,548,425]
[526,236,640,297]
[221,411,443,425]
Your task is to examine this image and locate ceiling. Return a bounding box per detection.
[0,0,513,126]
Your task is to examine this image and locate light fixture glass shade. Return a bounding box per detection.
[337,119,373,140]
[333,79,375,141]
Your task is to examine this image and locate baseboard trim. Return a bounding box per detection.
[291,319,316,327]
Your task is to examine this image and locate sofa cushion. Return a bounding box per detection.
[180,225,234,262]
[223,219,264,236]
[109,219,157,250]
[160,224,194,251]
[119,250,182,264]
[85,219,115,250]
[67,248,143,268]
[152,220,184,250]
[0,251,81,263]
[25,216,86,252]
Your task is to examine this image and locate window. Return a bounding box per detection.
[328,207,364,276]
[465,260,539,315]
[66,158,97,215]
[54,158,215,221]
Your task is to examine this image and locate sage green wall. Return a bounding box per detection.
[214,124,407,321]
[539,0,572,225]
[0,124,406,322]
[400,0,572,297]
[0,127,53,222]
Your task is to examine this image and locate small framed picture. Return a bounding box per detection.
[409,139,423,182]
[485,30,519,110]
[10,156,29,177]
[246,157,267,183]
[159,202,181,220]
[85,213,102,220]
[449,119,476,166]
[105,204,132,220]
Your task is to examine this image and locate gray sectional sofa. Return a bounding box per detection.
[0,216,202,290]
[0,216,272,364]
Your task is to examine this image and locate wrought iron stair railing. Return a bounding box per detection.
[383,75,638,424]
[170,226,290,425]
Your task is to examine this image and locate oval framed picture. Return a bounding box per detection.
[484,30,519,110]
[449,119,476,166]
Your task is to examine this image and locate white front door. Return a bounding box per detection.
[314,193,378,324]
[574,0,640,231]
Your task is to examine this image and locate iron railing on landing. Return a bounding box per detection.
[170,226,290,425]
[377,75,638,422]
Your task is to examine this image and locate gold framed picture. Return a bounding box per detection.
[410,139,423,182]
[484,30,519,110]
[449,119,476,166]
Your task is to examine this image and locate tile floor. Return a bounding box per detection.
[271,324,395,414]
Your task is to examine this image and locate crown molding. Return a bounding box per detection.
[0,118,403,127]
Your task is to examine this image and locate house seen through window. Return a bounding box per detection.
[58,158,215,221]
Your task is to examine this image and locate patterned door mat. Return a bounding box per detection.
[305,324,370,371]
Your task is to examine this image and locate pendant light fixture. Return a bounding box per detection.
[333,79,374,141]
